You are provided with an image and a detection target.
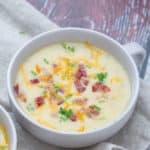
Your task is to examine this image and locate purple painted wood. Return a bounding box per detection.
[27,0,150,79]
[27,0,150,48]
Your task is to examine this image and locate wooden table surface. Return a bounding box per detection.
[27,0,150,80]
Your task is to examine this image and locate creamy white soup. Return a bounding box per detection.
[0,125,8,150]
[14,41,130,132]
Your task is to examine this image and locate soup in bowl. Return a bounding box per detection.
[0,124,8,150]
[14,41,130,132]
[0,105,17,150]
[7,28,140,148]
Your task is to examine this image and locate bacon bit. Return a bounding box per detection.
[52,64,58,68]
[57,100,64,105]
[30,79,39,84]
[58,88,64,94]
[74,64,89,93]
[74,79,86,93]
[18,94,27,102]
[101,85,110,92]
[14,84,19,96]
[80,77,89,86]
[86,105,100,118]
[35,96,44,107]
[75,98,87,106]
[70,114,77,122]
[75,64,87,79]
[35,64,41,74]
[92,82,110,93]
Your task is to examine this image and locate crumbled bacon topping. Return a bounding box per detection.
[35,96,44,107]
[70,114,77,122]
[74,64,89,93]
[18,94,27,102]
[92,82,110,93]
[86,105,100,118]
[75,98,87,105]
[74,79,86,93]
[30,79,39,84]
[14,84,19,96]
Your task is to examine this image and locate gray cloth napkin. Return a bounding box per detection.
[0,0,149,150]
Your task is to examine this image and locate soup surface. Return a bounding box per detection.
[14,41,131,132]
[0,125,8,150]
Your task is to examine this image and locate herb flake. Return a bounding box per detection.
[43,58,49,64]
[96,72,107,82]
[61,42,75,53]
[31,70,37,76]
[93,105,101,111]
[59,107,73,121]
[65,94,73,99]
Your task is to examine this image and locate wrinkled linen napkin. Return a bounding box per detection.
[0,0,150,150]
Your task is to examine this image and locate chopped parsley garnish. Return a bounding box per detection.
[59,107,73,121]
[38,84,44,88]
[19,31,26,35]
[98,116,105,120]
[96,72,107,82]
[86,64,92,69]
[61,42,67,49]
[61,42,75,53]
[98,99,105,103]
[93,105,101,111]
[43,58,49,64]
[69,62,76,67]
[31,70,37,76]
[26,102,35,112]
[53,83,60,93]
[43,90,48,96]
[65,94,73,99]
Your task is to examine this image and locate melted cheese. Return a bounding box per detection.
[0,125,8,150]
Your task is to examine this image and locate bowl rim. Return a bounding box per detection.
[7,27,139,136]
[0,105,17,150]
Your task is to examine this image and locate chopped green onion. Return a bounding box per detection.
[38,85,44,88]
[61,42,75,53]
[26,102,35,112]
[98,116,105,120]
[31,70,37,76]
[96,72,107,82]
[43,58,49,64]
[53,83,60,93]
[98,100,105,103]
[19,31,26,35]
[61,42,67,49]
[93,105,101,111]
[59,107,73,121]
[43,90,48,96]
[65,94,73,99]
[69,63,76,67]
[86,64,92,69]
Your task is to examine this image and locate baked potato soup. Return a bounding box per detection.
[14,41,131,132]
[0,125,8,150]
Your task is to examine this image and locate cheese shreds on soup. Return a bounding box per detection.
[0,125,8,150]
[14,41,131,132]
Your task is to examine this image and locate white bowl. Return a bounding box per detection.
[0,105,17,150]
[7,28,139,148]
